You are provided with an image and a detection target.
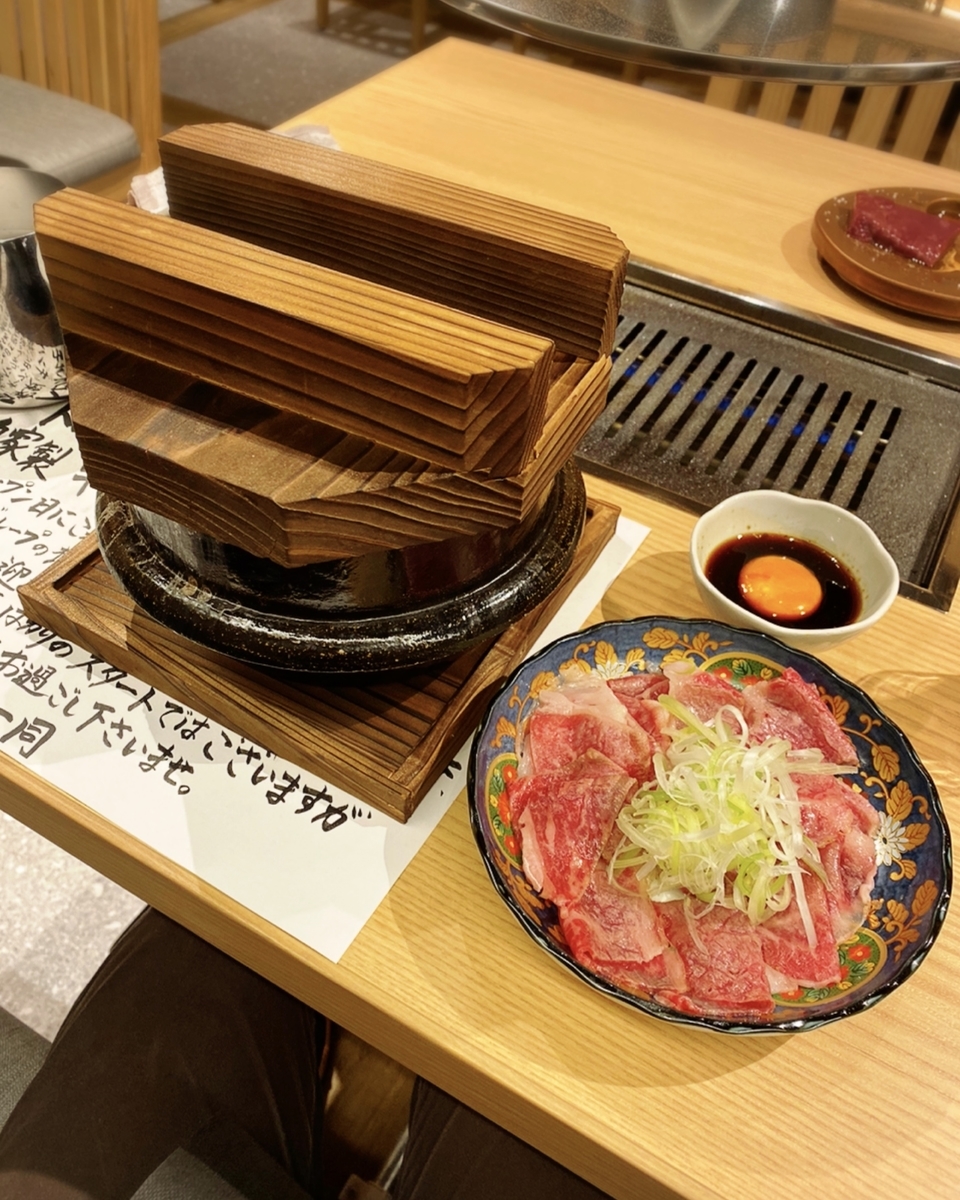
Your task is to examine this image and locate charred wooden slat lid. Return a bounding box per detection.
[67,337,609,568]
[160,122,629,362]
[34,188,554,476]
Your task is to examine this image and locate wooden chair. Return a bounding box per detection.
[700,7,960,169]
[508,0,960,168]
[316,0,432,55]
[0,0,162,197]
[704,72,960,169]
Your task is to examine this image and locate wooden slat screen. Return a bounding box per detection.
[127,0,162,165]
[16,0,46,86]
[676,21,959,166]
[40,0,71,96]
[893,80,954,159]
[104,0,129,121]
[83,0,111,112]
[0,0,23,77]
[62,0,92,104]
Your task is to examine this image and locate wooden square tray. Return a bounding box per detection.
[18,495,619,821]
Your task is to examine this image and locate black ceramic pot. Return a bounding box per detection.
[96,460,587,674]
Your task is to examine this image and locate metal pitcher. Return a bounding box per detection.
[0,167,68,408]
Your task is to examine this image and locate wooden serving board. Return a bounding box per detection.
[812,187,960,320]
[18,496,620,822]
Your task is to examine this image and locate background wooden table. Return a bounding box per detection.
[284,36,960,365]
[1,38,958,1200]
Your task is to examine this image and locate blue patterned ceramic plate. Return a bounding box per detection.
[468,617,952,1034]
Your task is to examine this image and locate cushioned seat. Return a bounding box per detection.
[0,76,140,187]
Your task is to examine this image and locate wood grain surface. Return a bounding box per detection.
[160,123,629,362]
[286,39,960,365]
[5,40,960,1200]
[35,189,556,475]
[18,495,619,821]
[66,337,610,566]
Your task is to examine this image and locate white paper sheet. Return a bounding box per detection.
[0,404,648,961]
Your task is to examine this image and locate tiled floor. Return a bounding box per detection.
[161,0,422,129]
[0,813,143,1039]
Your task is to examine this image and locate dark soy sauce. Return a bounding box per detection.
[705,533,862,630]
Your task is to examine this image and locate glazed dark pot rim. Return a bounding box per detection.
[125,470,557,619]
[96,462,587,674]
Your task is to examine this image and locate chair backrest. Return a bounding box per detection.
[701,8,960,169]
[704,74,960,168]
[0,0,162,189]
[507,14,960,169]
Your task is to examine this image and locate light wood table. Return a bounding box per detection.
[4,38,960,1200]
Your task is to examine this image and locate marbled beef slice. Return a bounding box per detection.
[515,750,636,906]
[656,902,775,1016]
[755,873,842,989]
[740,667,858,765]
[848,191,960,268]
[558,867,686,993]
[797,773,879,942]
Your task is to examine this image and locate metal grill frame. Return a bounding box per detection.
[577,261,960,611]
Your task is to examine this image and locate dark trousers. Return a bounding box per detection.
[0,909,611,1200]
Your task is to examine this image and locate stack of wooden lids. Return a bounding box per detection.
[35,125,628,570]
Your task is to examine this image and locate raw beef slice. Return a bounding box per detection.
[559,867,686,993]
[848,191,960,268]
[515,750,637,906]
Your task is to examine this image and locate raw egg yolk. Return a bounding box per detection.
[737,555,823,621]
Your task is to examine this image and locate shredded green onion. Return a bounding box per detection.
[611,694,852,946]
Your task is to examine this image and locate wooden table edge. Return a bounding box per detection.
[0,748,689,1200]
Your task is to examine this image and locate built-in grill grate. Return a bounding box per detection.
[577,262,960,610]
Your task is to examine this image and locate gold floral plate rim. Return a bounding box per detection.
[467,615,952,1035]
